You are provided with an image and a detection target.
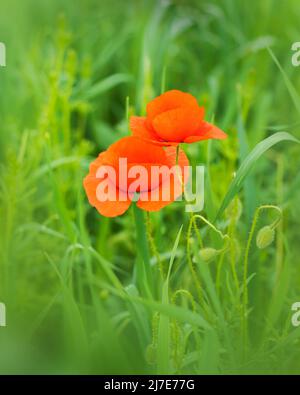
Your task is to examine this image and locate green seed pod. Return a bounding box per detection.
[256,226,275,249]
[199,247,218,262]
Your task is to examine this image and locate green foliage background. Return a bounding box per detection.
[0,0,300,374]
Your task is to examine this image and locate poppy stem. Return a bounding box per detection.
[133,204,153,299]
[175,145,180,166]
[175,144,184,188]
[146,212,165,279]
[160,66,167,94]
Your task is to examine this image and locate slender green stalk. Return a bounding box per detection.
[146,212,164,279]
[175,145,180,166]
[125,96,130,122]
[191,214,204,248]
[133,204,153,298]
[186,216,203,303]
[275,155,284,285]
[188,214,230,303]
[175,144,185,188]
[228,199,240,292]
[161,66,167,94]
[216,250,226,296]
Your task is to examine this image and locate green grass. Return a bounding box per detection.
[1,0,300,374]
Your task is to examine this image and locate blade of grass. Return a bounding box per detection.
[267,47,300,115]
[78,73,132,101]
[215,132,300,221]
[237,110,257,222]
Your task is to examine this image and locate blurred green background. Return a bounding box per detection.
[0,0,300,374]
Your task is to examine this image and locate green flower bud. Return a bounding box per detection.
[199,247,218,262]
[256,226,275,249]
[99,290,109,300]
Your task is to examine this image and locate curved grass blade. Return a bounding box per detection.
[267,47,300,115]
[79,73,132,101]
[215,132,299,221]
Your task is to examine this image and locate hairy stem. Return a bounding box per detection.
[242,204,282,355]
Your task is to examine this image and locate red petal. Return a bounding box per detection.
[184,121,227,143]
[152,106,204,142]
[147,90,199,121]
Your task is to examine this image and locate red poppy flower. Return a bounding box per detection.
[130,89,227,146]
[83,136,189,217]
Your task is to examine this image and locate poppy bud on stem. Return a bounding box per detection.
[242,204,282,356]
[187,214,230,305]
[256,225,275,249]
[199,247,219,262]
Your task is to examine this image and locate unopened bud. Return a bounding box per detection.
[99,290,109,300]
[256,226,275,249]
[199,247,218,262]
